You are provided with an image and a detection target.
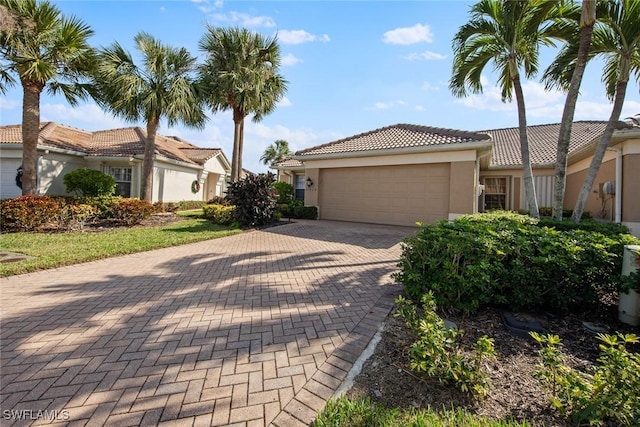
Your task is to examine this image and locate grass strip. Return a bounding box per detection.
[1,218,241,277]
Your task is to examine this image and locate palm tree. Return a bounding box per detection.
[450,0,569,219]
[198,26,288,182]
[562,0,640,222]
[548,1,595,221]
[261,139,292,168]
[0,0,95,195]
[92,32,206,201]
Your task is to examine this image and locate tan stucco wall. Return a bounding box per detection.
[622,153,640,223]
[449,161,476,215]
[565,158,616,220]
[304,168,319,207]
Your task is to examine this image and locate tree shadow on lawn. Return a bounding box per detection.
[0,242,401,424]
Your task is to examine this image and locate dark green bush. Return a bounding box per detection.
[202,204,236,225]
[63,168,116,197]
[273,181,294,204]
[206,196,230,206]
[537,217,630,236]
[292,205,318,219]
[110,198,154,225]
[521,207,592,219]
[1,195,62,231]
[394,211,639,314]
[225,173,277,227]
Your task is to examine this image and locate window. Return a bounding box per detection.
[294,174,305,201]
[483,177,507,211]
[109,167,132,197]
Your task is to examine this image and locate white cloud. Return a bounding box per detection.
[281,53,302,66]
[403,51,446,61]
[40,103,127,130]
[278,30,330,45]
[421,82,439,91]
[366,100,406,111]
[0,99,19,110]
[454,77,640,122]
[209,11,275,28]
[415,105,425,111]
[383,23,434,45]
[192,0,224,14]
[277,97,292,107]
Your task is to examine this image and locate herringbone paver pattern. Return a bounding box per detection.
[0,220,413,426]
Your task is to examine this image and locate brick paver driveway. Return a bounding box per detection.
[1,220,414,426]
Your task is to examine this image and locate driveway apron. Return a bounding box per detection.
[0,220,414,426]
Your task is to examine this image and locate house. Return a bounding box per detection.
[276,117,640,236]
[0,122,231,203]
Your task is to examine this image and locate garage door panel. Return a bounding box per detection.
[319,164,450,226]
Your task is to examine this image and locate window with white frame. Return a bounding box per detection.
[482,177,508,211]
[294,174,305,201]
[109,167,132,197]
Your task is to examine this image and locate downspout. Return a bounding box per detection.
[607,147,622,223]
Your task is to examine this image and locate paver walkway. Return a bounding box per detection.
[0,220,414,426]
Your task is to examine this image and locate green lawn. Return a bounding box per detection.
[313,397,531,427]
[0,217,241,277]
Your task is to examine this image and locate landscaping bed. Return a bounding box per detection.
[343,299,639,426]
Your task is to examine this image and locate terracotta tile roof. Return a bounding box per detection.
[296,123,491,157]
[273,158,304,168]
[480,121,608,168]
[0,122,223,167]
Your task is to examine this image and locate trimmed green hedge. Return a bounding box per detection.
[394,211,639,314]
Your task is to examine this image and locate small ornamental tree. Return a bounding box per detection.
[63,168,116,197]
[225,173,277,227]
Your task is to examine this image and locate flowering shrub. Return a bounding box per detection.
[203,204,236,225]
[110,198,154,225]
[0,195,61,231]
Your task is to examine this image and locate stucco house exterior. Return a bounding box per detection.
[276,117,640,236]
[0,122,231,203]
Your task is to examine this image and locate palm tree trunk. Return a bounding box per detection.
[231,107,243,182]
[513,75,539,219]
[238,119,244,178]
[572,79,628,222]
[141,118,159,201]
[552,1,595,221]
[21,82,42,196]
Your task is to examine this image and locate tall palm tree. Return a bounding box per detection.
[198,26,288,182]
[555,0,640,222]
[0,0,95,195]
[260,139,292,168]
[92,32,206,201]
[548,1,595,221]
[450,0,569,219]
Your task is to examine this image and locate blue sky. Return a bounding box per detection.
[2,0,639,174]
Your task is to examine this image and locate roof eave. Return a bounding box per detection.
[294,140,493,161]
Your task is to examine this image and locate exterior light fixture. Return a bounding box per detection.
[306,177,313,187]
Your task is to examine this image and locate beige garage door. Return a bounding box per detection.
[319,164,450,226]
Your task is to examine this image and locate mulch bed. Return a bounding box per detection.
[345,299,639,426]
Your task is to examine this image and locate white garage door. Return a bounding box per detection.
[319,164,450,226]
[1,159,23,199]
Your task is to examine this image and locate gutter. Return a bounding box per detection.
[294,140,493,161]
[607,147,622,223]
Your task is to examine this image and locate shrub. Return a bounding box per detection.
[179,200,208,210]
[273,181,294,204]
[532,332,640,426]
[76,195,122,218]
[225,173,277,227]
[63,168,116,197]
[1,195,62,231]
[206,196,230,206]
[394,211,639,314]
[110,198,154,225]
[395,293,495,399]
[292,205,318,220]
[57,202,97,231]
[203,204,236,225]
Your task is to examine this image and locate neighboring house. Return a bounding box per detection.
[277,118,640,236]
[0,122,231,203]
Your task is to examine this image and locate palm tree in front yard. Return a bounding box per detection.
[0,0,95,195]
[545,0,640,222]
[261,139,292,168]
[92,32,206,201]
[450,0,571,219]
[198,26,288,182]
